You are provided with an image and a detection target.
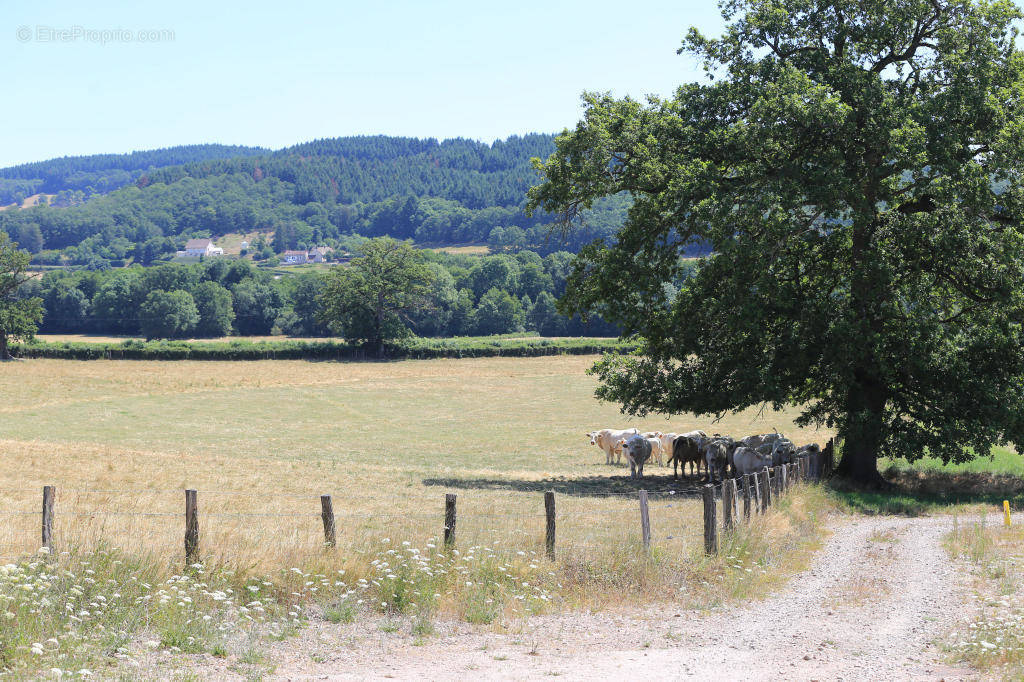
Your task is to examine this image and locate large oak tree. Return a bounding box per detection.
[318,237,435,356]
[0,233,43,360]
[529,0,1024,485]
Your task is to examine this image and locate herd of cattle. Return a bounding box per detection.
[585,428,822,481]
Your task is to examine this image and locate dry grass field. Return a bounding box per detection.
[0,355,833,605]
[0,355,838,676]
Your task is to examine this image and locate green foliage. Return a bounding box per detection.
[42,279,89,332]
[319,238,436,354]
[231,280,283,335]
[529,0,1024,483]
[19,251,619,340]
[139,289,200,340]
[0,233,43,359]
[90,270,141,334]
[0,135,638,267]
[13,336,636,361]
[472,288,525,336]
[529,291,566,336]
[192,281,235,337]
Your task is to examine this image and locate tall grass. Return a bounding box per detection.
[0,485,834,677]
[943,517,1024,677]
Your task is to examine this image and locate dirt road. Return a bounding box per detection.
[248,515,991,680]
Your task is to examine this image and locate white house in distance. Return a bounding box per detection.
[280,246,334,264]
[181,238,224,257]
[308,246,334,263]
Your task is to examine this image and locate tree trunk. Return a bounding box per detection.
[0,331,9,361]
[835,377,889,488]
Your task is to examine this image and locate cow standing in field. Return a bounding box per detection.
[641,432,666,467]
[622,434,652,479]
[704,439,731,483]
[586,428,639,465]
[657,433,678,462]
[669,435,703,480]
[733,446,773,477]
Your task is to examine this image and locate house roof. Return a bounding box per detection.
[185,238,212,249]
[282,250,307,256]
[309,246,334,255]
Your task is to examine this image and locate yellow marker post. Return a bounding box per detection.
[1005,500,1012,528]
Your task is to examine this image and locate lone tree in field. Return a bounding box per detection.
[0,233,44,360]
[529,0,1024,485]
[318,237,435,356]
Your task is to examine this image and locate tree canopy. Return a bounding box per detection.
[0,233,43,359]
[529,0,1024,484]
[318,238,437,355]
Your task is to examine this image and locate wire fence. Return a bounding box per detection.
[0,445,832,566]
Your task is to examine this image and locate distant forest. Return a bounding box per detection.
[0,135,673,268]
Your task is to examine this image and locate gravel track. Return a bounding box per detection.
[237,514,999,680]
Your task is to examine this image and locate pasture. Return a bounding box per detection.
[0,356,834,606]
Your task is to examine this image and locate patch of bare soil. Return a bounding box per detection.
[169,515,990,681]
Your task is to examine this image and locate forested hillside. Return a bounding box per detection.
[0,144,268,203]
[0,135,645,267]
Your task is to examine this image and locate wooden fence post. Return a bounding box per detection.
[722,479,736,531]
[42,486,54,553]
[702,485,718,555]
[444,493,457,548]
[753,472,762,513]
[780,464,788,493]
[760,468,771,512]
[544,491,556,560]
[320,495,336,547]
[741,475,752,520]
[184,489,198,566]
[638,490,651,550]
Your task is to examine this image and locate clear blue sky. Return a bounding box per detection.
[0,1,724,168]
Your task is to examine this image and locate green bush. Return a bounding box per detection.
[12,337,637,361]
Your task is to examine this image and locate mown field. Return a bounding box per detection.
[0,356,832,575]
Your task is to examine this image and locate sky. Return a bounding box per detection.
[0,1,725,168]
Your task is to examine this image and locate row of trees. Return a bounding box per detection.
[7,239,621,342]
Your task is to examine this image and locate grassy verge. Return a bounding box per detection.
[0,485,834,678]
[942,515,1024,678]
[11,336,635,361]
[830,471,1023,516]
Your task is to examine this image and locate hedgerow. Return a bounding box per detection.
[11,337,636,361]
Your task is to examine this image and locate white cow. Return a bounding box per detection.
[586,428,640,465]
[657,433,678,463]
[622,434,652,479]
[770,438,796,466]
[641,433,667,466]
[733,446,773,477]
[646,437,664,467]
[740,432,784,450]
